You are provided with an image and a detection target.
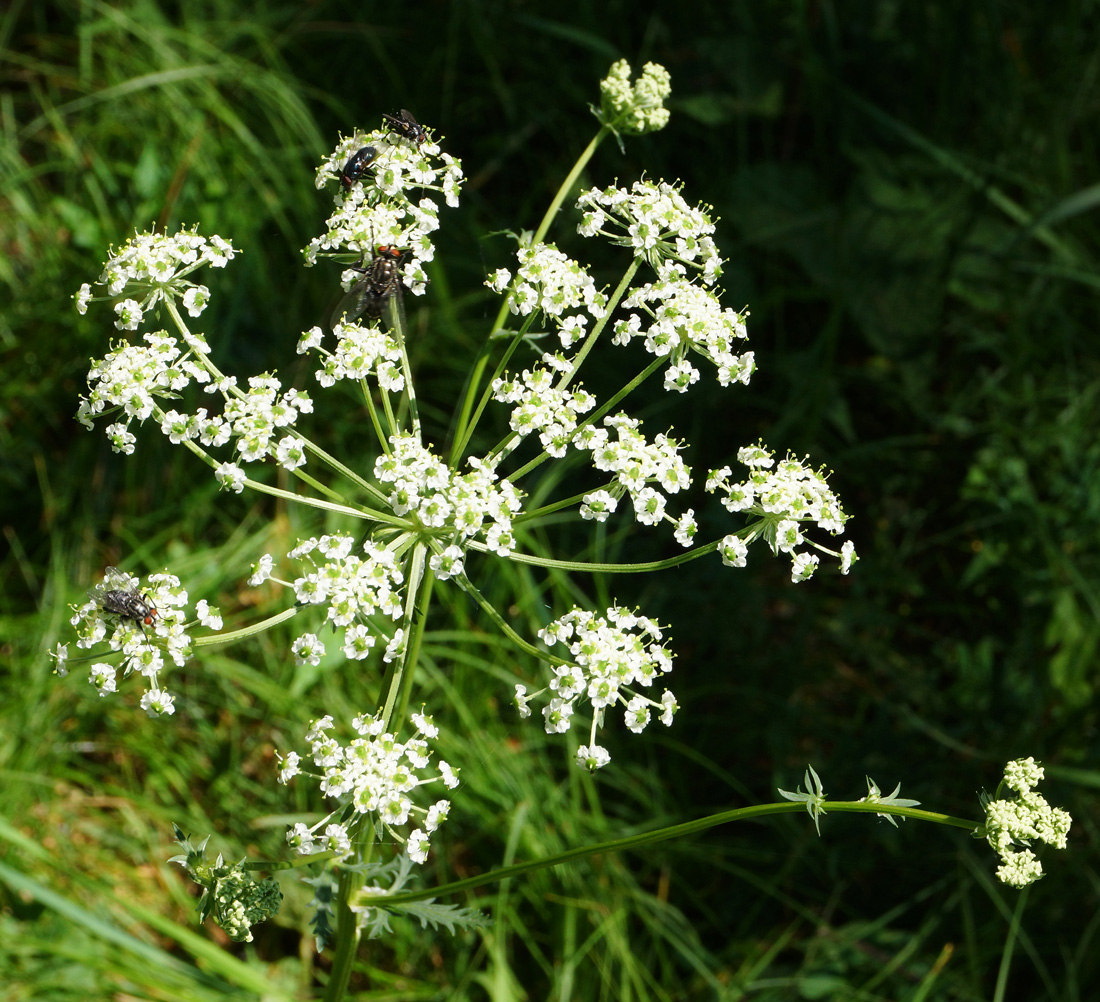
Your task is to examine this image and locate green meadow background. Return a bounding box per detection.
[2,1,1098,998]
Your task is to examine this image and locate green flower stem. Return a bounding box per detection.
[151,410,386,522]
[163,301,394,512]
[379,377,398,440]
[290,466,353,507]
[301,436,389,506]
[531,125,613,247]
[559,255,640,389]
[455,573,570,667]
[452,316,537,467]
[484,264,655,483]
[451,124,614,463]
[165,300,228,384]
[364,802,981,908]
[395,311,421,439]
[393,555,437,728]
[573,352,664,434]
[241,473,393,521]
[325,867,363,1002]
[379,542,426,728]
[190,606,299,647]
[362,379,391,457]
[515,485,619,522]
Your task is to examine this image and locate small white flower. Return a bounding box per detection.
[89,663,117,695]
[323,823,351,854]
[286,822,317,854]
[113,298,144,330]
[140,688,176,717]
[216,462,246,493]
[407,829,430,864]
[278,751,301,784]
[674,510,697,547]
[543,697,574,734]
[790,551,820,583]
[74,283,93,314]
[429,544,465,581]
[412,711,439,738]
[182,285,210,316]
[195,599,223,629]
[50,643,70,677]
[576,744,611,771]
[248,554,273,585]
[292,633,325,666]
[425,800,450,832]
[342,624,376,660]
[276,436,307,471]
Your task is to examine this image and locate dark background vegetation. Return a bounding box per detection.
[3,1,1098,998]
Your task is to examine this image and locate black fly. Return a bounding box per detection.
[331,246,405,328]
[340,145,377,189]
[381,109,427,146]
[89,567,159,639]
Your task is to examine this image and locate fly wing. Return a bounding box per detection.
[329,276,372,330]
[87,566,134,603]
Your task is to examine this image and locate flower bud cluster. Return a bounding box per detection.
[306,125,465,299]
[523,605,678,770]
[983,757,1072,888]
[707,443,856,582]
[279,711,458,864]
[492,355,596,458]
[486,242,607,345]
[74,225,236,326]
[577,180,722,282]
[207,865,283,943]
[67,568,219,717]
[375,434,524,560]
[617,265,754,392]
[598,59,672,135]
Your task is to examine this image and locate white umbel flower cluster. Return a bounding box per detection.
[707,443,856,582]
[76,330,210,444]
[574,413,691,531]
[285,534,406,663]
[305,121,465,300]
[279,711,458,864]
[76,332,314,478]
[73,224,236,323]
[492,356,597,458]
[616,264,754,392]
[984,757,1072,888]
[577,179,723,283]
[486,242,607,346]
[529,605,679,770]
[69,567,215,716]
[375,434,524,559]
[297,319,405,391]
